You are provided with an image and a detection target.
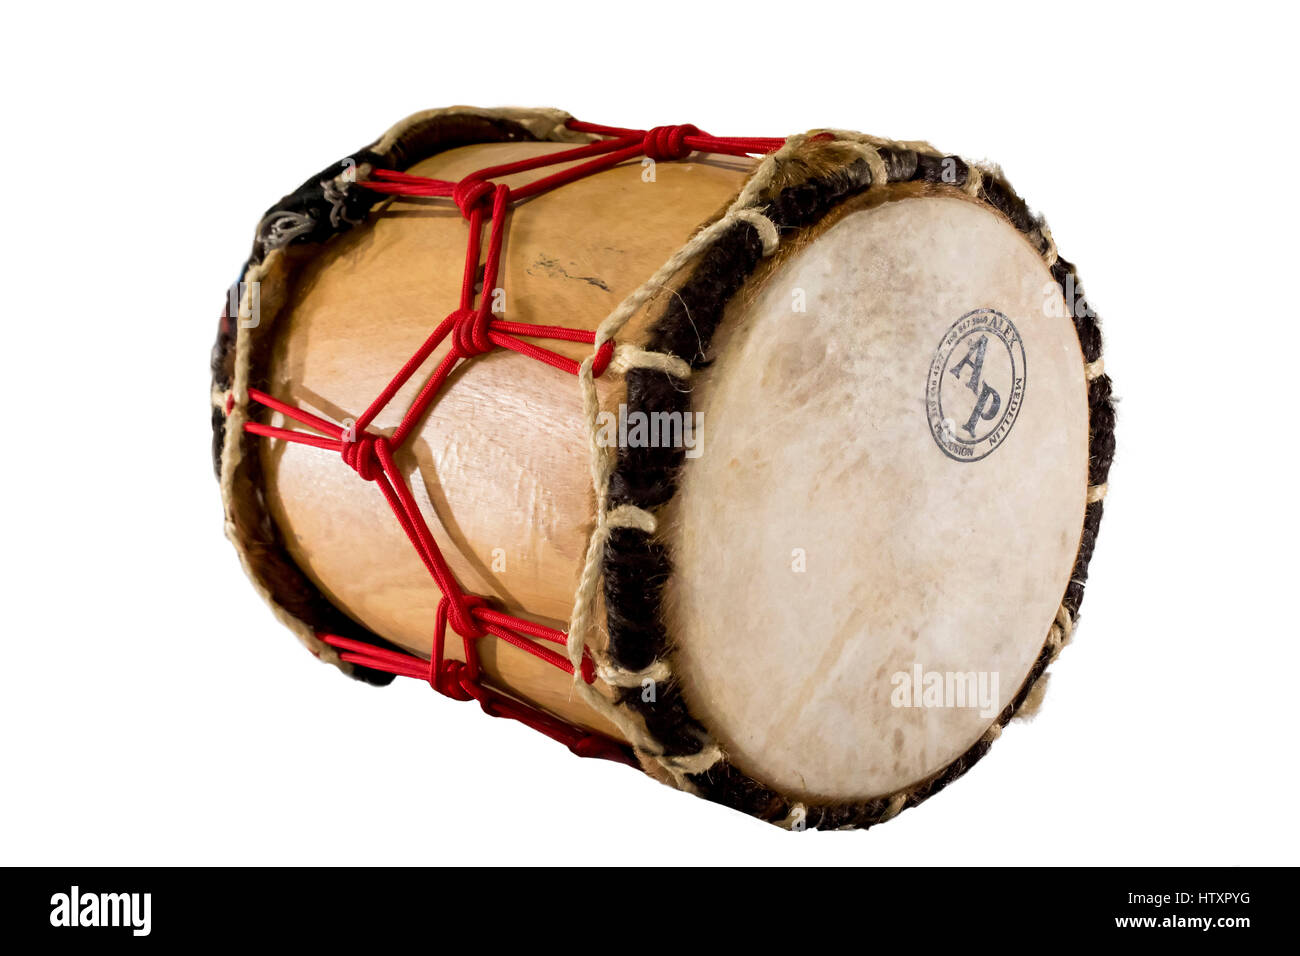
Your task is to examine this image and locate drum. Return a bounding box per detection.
[211,106,1114,830]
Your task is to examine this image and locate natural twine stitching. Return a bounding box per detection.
[1044,604,1075,657]
[844,142,889,191]
[660,743,724,777]
[569,133,809,664]
[605,503,657,533]
[597,659,672,687]
[611,345,692,379]
[735,209,779,255]
[218,250,334,665]
[563,135,813,771]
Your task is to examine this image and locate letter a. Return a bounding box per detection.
[949,334,988,394]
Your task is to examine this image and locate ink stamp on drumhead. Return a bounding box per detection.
[926,309,1026,462]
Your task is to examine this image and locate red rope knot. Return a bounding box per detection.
[451,178,494,219]
[451,307,494,357]
[592,339,615,378]
[340,432,389,481]
[644,125,700,162]
[444,593,487,640]
[431,659,475,701]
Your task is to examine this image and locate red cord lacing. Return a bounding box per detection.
[238,119,781,762]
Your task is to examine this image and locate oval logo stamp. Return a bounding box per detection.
[926,309,1026,462]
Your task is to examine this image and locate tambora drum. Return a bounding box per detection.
[211,107,1114,829]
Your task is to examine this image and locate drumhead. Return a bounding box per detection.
[662,190,1088,801]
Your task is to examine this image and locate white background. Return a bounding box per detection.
[1,1,1296,866]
